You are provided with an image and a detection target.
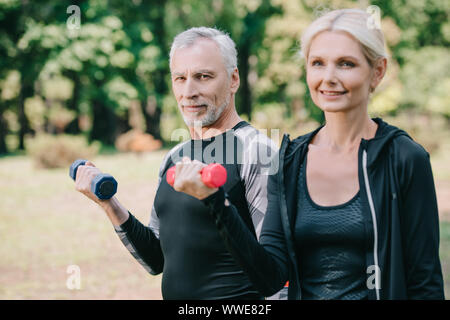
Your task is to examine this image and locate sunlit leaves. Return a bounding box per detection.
[400,46,450,116]
[105,77,139,111]
[0,70,20,100]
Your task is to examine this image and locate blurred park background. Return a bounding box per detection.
[0,0,449,299]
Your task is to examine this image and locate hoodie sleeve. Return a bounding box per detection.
[202,170,290,297]
[398,139,445,299]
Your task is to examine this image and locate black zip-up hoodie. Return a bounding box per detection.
[203,118,444,300]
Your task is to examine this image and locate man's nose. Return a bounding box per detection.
[183,77,199,99]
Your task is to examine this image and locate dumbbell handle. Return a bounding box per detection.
[166,163,227,189]
[69,159,118,200]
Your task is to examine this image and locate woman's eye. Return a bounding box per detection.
[340,61,355,67]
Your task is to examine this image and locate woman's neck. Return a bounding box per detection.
[313,110,378,153]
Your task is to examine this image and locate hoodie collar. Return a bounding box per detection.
[362,118,411,167]
[283,118,410,167]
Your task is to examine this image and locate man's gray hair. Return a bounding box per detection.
[169,27,238,76]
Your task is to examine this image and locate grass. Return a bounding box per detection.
[440,221,450,299]
[0,148,449,299]
[0,151,165,299]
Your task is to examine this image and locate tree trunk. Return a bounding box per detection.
[18,80,33,150]
[142,96,162,141]
[237,41,252,120]
[0,103,8,154]
[143,0,167,142]
[89,99,117,146]
[65,72,81,134]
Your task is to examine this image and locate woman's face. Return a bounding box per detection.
[306,30,381,114]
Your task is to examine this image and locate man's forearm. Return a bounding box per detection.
[99,197,130,227]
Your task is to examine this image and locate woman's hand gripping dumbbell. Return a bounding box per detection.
[70,159,118,202]
[166,157,227,200]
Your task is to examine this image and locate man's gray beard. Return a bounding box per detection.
[181,96,230,128]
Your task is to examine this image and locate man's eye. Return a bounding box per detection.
[311,60,322,66]
[175,77,185,81]
[200,74,211,79]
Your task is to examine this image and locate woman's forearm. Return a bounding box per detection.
[203,188,289,296]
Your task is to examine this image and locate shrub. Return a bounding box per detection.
[26,134,100,169]
[115,129,162,153]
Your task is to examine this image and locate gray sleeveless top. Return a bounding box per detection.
[294,156,368,300]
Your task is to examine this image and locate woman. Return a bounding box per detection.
[174,9,444,299]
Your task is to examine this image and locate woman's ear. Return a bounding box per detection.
[370,57,387,92]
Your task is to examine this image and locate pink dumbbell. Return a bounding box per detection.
[166,163,227,188]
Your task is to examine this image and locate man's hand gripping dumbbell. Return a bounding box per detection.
[70,159,117,201]
[70,156,226,209]
[69,159,131,226]
[166,157,227,200]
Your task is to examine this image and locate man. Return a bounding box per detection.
[74,27,279,299]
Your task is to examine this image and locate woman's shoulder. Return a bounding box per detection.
[391,133,430,163]
[387,130,433,184]
[374,118,430,163]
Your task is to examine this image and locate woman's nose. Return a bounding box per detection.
[323,65,338,85]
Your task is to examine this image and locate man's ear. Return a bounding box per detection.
[370,57,387,91]
[230,68,240,94]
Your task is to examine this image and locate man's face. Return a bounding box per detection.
[170,38,234,127]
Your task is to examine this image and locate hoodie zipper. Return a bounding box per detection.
[279,134,302,300]
[362,149,381,300]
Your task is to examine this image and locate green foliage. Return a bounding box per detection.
[41,75,74,101]
[369,81,403,115]
[0,0,449,155]
[400,47,450,116]
[24,95,76,134]
[374,0,449,50]
[0,70,20,100]
[25,134,99,169]
[104,76,139,113]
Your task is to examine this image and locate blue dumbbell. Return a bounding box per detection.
[69,159,118,200]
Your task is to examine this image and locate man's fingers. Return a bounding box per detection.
[85,161,96,167]
[75,163,101,188]
[182,156,191,164]
[191,159,203,166]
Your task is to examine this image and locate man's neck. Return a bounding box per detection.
[189,103,243,140]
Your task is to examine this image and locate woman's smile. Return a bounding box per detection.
[319,89,348,99]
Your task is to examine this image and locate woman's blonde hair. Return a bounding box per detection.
[300,9,388,67]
